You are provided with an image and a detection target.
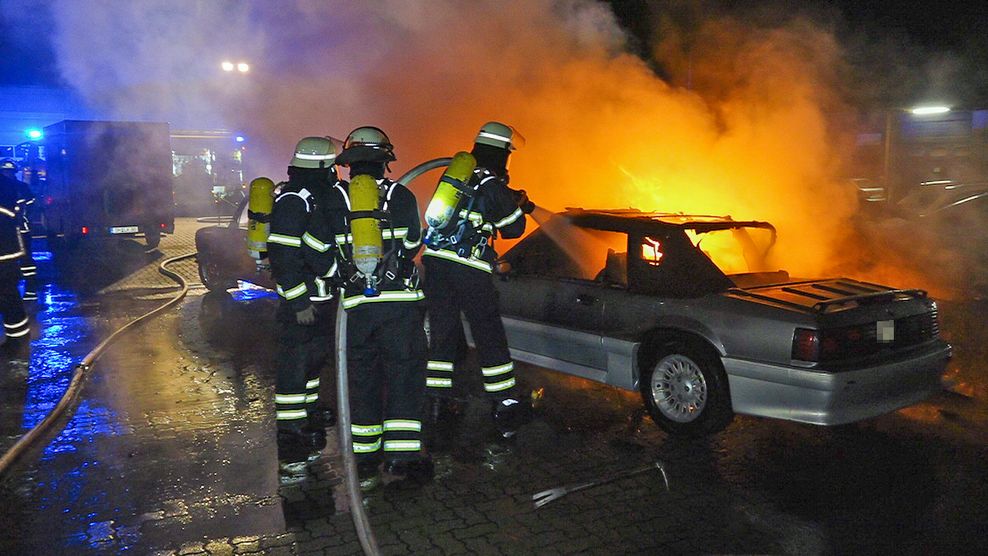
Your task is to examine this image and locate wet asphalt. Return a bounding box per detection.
[0,219,986,555]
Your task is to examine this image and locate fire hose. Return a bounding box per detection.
[0,251,196,479]
[334,292,381,556]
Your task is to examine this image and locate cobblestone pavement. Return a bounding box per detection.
[1,219,987,555]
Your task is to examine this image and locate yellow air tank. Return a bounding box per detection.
[349,174,383,295]
[424,151,476,232]
[246,177,275,259]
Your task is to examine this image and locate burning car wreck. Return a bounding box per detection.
[482,208,951,436]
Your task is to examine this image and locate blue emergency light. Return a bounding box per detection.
[26,128,43,140]
[235,135,246,143]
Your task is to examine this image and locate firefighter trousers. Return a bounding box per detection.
[346,301,427,463]
[422,257,517,400]
[20,233,37,300]
[0,263,29,341]
[274,301,334,431]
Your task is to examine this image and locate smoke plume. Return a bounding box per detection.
[48,0,958,290]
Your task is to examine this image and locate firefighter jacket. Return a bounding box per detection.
[0,176,25,263]
[422,167,526,273]
[15,180,34,234]
[267,176,340,313]
[329,178,424,310]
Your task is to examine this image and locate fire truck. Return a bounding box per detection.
[39,120,175,248]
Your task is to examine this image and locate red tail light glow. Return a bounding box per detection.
[792,328,819,361]
[81,226,89,235]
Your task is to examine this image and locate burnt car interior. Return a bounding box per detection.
[503,209,788,297]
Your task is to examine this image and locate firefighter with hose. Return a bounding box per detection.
[422,121,536,439]
[265,137,341,463]
[329,126,432,487]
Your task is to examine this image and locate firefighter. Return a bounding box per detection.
[330,126,432,485]
[0,166,29,357]
[268,137,341,463]
[422,121,536,438]
[0,159,36,302]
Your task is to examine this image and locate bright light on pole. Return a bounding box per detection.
[221,61,235,72]
[25,128,43,140]
[910,105,950,116]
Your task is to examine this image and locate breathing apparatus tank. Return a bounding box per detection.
[349,174,383,296]
[246,177,276,259]
[423,151,476,247]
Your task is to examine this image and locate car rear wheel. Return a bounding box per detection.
[640,339,733,436]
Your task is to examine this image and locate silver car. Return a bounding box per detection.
[487,209,951,436]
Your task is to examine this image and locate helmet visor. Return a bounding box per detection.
[506,126,525,151]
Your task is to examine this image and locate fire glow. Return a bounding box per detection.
[45,1,959,294]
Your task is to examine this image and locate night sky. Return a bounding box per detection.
[2,0,987,107]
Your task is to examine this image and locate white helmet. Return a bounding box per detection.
[336,126,396,165]
[290,136,337,169]
[475,121,525,151]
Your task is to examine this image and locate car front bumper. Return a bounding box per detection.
[724,341,952,426]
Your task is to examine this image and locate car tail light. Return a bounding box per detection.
[159,222,167,229]
[81,226,89,235]
[792,328,819,361]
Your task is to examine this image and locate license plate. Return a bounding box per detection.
[109,225,139,234]
[877,320,895,343]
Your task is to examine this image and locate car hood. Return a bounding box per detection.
[725,278,928,315]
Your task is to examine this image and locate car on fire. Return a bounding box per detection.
[488,208,951,436]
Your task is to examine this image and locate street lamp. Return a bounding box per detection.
[221,60,250,73]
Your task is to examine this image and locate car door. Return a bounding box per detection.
[498,223,629,371]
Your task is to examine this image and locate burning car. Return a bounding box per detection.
[490,208,951,436]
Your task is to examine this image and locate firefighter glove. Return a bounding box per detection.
[296,304,317,326]
[512,188,535,214]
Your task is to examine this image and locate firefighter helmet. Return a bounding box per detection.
[336,126,396,165]
[475,121,525,151]
[290,136,337,169]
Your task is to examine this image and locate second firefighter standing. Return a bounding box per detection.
[330,126,433,485]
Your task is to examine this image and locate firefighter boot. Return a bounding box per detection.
[307,406,337,430]
[1,336,31,361]
[382,456,435,485]
[277,426,326,463]
[492,397,533,439]
[357,458,381,492]
[426,397,464,451]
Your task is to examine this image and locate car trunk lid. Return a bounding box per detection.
[727,278,928,314]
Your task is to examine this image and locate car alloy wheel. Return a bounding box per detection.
[639,338,733,436]
[650,354,708,423]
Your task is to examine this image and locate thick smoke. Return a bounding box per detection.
[48,0,890,282]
